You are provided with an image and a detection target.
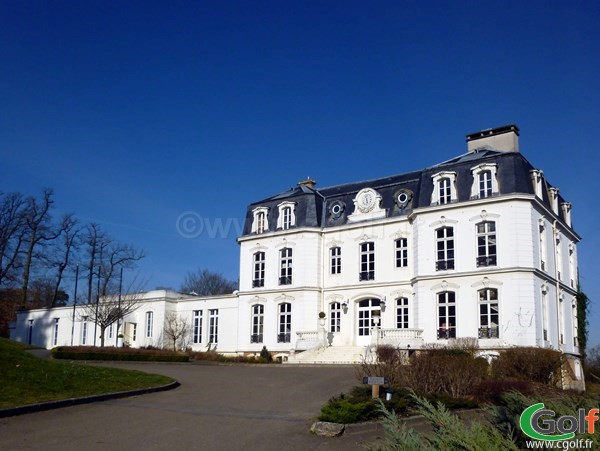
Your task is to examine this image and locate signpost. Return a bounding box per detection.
[363,376,388,399]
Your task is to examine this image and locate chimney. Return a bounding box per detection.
[298,178,316,189]
[466,124,520,153]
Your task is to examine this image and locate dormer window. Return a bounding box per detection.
[252,207,269,234]
[276,202,296,230]
[431,172,457,205]
[470,163,498,199]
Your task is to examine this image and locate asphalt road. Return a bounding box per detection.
[0,362,387,450]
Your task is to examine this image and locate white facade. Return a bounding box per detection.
[10,125,582,372]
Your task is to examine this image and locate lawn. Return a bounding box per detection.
[0,338,174,409]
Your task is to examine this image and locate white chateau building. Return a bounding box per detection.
[10,125,583,380]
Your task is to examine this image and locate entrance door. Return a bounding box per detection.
[356,298,381,346]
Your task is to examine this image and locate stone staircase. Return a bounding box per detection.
[286,345,367,364]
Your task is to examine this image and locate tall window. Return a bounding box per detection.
[53,318,59,346]
[145,311,153,338]
[279,248,292,285]
[330,247,341,275]
[439,178,451,204]
[396,298,409,329]
[278,303,291,343]
[542,288,549,341]
[251,207,269,234]
[479,170,493,198]
[359,242,375,281]
[209,309,219,343]
[81,317,88,345]
[251,304,264,343]
[539,220,546,271]
[478,288,499,338]
[132,323,137,341]
[476,221,497,267]
[256,212,266,233]
[573,301,578,347]
[395,238,408,268]
[436,227,455,270]
[193,310,203,344]
[329,302,341,333]
[108,323,114,339]
[282,207,292,230]
[437,292,456,339]
[253,251,265,287]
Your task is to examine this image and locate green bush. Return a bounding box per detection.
[51,346,189,362]
[318,399,377,423]
[260,346,272,362]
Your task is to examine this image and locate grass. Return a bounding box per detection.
[0,338,174,409]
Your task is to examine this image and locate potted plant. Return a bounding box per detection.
[318,311,326,327]
[117,333,124,347]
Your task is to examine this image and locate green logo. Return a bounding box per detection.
[520,403,576,441]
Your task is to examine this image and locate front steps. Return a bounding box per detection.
[286,345,367,364]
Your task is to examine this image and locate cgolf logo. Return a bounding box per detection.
[520,403,599,441]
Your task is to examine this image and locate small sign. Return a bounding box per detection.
[363,376,387,385]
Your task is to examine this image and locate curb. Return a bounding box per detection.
[0,380,180,418]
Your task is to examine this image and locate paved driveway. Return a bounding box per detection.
[0,362,385,450]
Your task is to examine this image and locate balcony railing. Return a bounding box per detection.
[437,328,456,339]
[250,333,263,343]
[277,333,291,343]
[279,276,292,285]
[476,256,497,267]
[359,271,375,281]
[478,326,499,339]
[436,260,454,271]
[252,279,264,288]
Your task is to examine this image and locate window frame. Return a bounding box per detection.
[278,303,292,343]
[251,304,264,343]
[279,247,293,285]
[208,309,219,344]
[435,227,455,271]
[330,246,341,275]
[252,251,265,288]
[396,297,409,329]
[395,238,408,268]
[478,288,499,339]
[192,310,203,344]
[476,221,497,267]
[437,291,456,339]
[359,241,375,281]
[145,311,153,338]
[329,302,341,333]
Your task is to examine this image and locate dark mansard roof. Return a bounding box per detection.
[241,149,572,236]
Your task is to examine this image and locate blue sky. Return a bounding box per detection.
[1,1,599,346]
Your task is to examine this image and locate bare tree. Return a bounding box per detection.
[0,192,27,287]
[49,214,80,306]
[84,223,104,305]
[163,312,190,351]
[78,287,145,347]
[99,243,144,296]
[181,269,237,296]
[21,189,60,304]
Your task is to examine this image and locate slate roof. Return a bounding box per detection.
[241,149,573,236]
